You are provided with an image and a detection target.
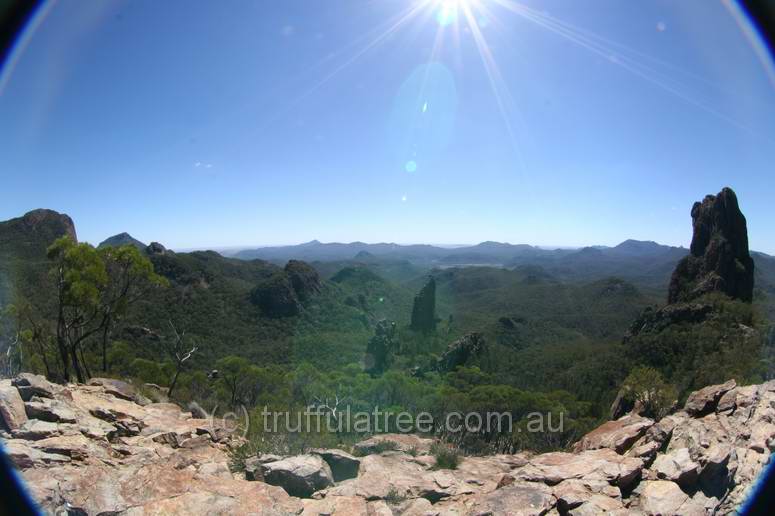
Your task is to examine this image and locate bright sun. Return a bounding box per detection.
[433,0,477,27]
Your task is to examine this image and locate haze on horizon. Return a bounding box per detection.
[2,1,774,252]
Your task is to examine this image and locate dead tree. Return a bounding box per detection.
[164,320,197,398]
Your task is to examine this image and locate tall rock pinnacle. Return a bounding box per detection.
[410,276,437,333]
[668,187,754,304]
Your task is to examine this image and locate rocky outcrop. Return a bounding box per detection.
[6,209,78,243]
[410,276,437,333]
[0,380,27,431]
[364,320,398,376]
[250,260,321,318]
[573,414,653,454]
[87,377,151,406]
[3,375,774,514]
[145,241,168,255]
[435,332,487,373]
[668,187,755,304]
[250,272,303,317]
[284,260,321,302]
[683,378,736,416]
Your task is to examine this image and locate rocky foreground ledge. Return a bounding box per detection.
[1,375,774,515]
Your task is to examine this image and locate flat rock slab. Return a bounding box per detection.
[573,414,653,454]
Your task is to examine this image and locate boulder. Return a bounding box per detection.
[0,381,28,431]
[244,453,284,481]
[88,378,150,405]
[310,448,361,481]
[12,373,61,400]
[637,480,690,515]
[552,478,620,511]
[651,448,700,487]
[573,414,653,454]
[684,379,736,415]
[24,398,76,423]
[260,454,334,498]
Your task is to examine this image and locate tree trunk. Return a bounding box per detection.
[79,343,91,380]
[167,366,182,398]
[56,317,69,381]
[101,317,110,372]
[70,345,84,383]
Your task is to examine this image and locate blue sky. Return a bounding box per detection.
[1,0,774,252]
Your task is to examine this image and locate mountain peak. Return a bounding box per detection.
[98,232,147,250]
[17,209,77,241]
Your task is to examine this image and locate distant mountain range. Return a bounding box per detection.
[230,238,685,264]
[11,218,775,304]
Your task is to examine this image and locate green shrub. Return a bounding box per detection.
[430,442,460,470]
[384,487,406,505]
[621,366,677,420]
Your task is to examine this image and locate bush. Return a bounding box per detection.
[621,366,677,420]
[430,442,460,470]
[384,487,406,505]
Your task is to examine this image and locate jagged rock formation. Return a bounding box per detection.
[98,232,147,250]
[436,332,487,373]
[410,276,437,333]
[250,260,321,318]
[2,375,774,514]
[364,320,398,375]
[251,272,303,317]
[0,209,77,315]
[145,241,168,255]
[0,209,77,244]
[668,187,755,304]
[284,260,322,302]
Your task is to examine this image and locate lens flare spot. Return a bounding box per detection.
[436,3,458,26]
[405,160,418,172]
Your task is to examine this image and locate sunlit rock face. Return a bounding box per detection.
[668,187,755,304]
